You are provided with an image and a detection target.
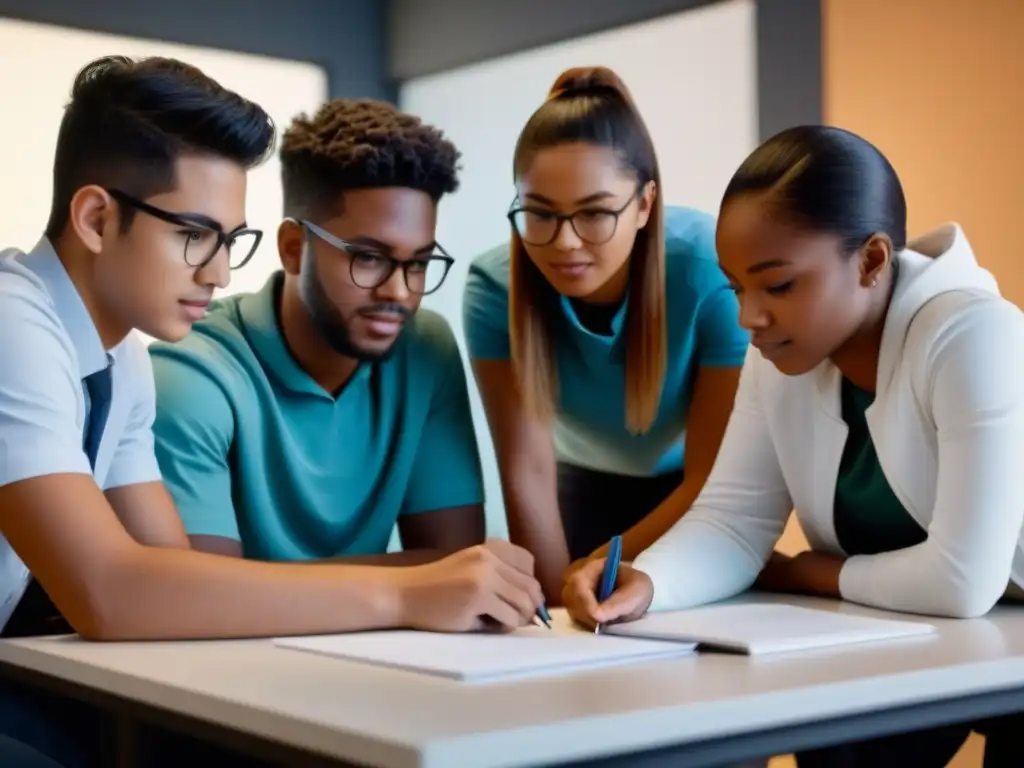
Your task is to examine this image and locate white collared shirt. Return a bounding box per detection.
[0,237,161,629]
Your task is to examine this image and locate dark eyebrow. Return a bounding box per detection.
[523,191,619,207]
[747,259,792,275]
[176,212,248,235]
[346,236,438,256]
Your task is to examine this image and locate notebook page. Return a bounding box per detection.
[605,604,936,655]
[275,625,695,682]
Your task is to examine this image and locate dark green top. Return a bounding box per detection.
[833,378,927,556]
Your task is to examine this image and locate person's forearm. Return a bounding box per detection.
[504,486,569,605]
[78,543,408,641]
[319,549,449,567]
[755,550,843,598]
[804,554,843,598]
[754,551,797,592]
[511,518,569,605]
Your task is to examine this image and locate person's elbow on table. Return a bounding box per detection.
[563,558,654,629]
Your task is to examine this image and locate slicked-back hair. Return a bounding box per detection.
[45,55,275,239]
[722,125,907,253]
[279,98,461,221]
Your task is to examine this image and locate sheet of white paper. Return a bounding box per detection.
[605,603,936,655]
[274,625,695,682]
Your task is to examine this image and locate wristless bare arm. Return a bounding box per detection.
[0,474,540,640]
[472,360,570,604]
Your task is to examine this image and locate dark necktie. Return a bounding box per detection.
[82,366,113,470]
[1,365,114,638]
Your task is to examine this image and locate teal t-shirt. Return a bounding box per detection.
[834,378,926,556]
[149,272,484,561]
[463,205,749,477]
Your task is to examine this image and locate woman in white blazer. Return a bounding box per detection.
[564,125,1024,767]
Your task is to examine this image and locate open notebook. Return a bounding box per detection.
[604,603,937,655]
[274,624,695,683]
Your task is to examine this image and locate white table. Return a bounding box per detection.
[1,594,1023,768]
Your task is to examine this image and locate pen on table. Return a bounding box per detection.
[535,602,553,629]
[595,535,623,635]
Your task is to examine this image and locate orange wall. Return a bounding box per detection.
[823,0,1024,306]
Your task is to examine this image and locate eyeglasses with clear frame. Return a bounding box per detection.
[299,219,455,296]
[106,188,263,270]
[507,191,638,247]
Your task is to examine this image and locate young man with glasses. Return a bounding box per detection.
[149,99,491,569]
[0,57,541,767]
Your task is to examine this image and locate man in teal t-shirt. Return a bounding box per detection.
[149,99,485,563]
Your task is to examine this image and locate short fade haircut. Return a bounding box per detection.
[45,55,276,239]
[279,98,461,220]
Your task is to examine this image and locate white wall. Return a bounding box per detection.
[399,0,759,538]
[0,18,328,303]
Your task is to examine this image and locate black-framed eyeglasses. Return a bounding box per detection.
[299,219,455,296]
[507,192,638,247]
[106,188,263,270]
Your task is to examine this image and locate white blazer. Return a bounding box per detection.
[634,224,1024,618]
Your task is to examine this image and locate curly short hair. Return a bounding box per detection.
[280,99,461,220]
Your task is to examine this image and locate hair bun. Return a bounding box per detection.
[547,66,635,105]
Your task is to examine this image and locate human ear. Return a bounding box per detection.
[635,180,657,230]
[858,233,893,287]
[278,218,305,275]
[68,185,116,254]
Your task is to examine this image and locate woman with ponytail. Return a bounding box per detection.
[463,67,749,602]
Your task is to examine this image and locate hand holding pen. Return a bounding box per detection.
[561,535,655,630]
[536,535,622,630]
[396,538,543,633]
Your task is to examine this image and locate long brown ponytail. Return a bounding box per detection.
[509,66,666,434]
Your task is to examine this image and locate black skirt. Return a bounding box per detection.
[557,461,683,561]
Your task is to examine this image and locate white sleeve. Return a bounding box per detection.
[103,334,162,490]
[0,286,92,486]
[634,353,793,610]
[840,298,1024,618]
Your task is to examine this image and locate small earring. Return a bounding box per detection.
[871,278,878,287]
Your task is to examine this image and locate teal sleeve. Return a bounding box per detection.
[688,225,750,368]
[150,348,240,540]
[402,320,485,515]
[696,285,750,367]
[462,262,511,360]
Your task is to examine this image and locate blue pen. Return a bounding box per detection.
[536,602,553,629]
[595,535,623,634]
